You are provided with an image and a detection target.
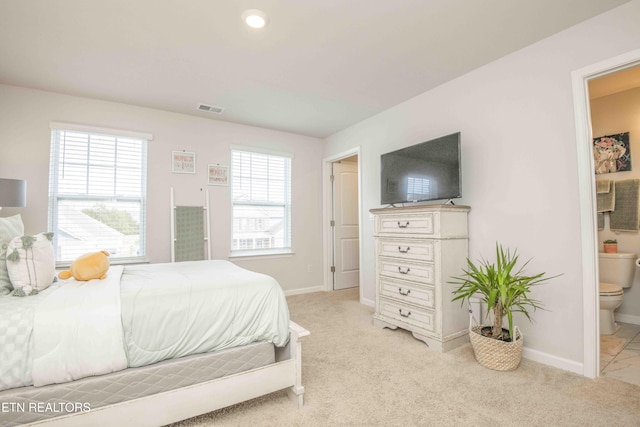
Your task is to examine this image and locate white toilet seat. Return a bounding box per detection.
[599,282,624,296]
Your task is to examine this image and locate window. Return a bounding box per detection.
[48,123,150,264]
[231,148,291,255]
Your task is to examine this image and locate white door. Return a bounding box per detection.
[332,161,359,290]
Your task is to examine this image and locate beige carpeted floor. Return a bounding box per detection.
[170,288,640,426]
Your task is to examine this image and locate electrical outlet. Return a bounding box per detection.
[307,264,312,273]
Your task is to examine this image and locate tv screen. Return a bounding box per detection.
[381,132,461,205]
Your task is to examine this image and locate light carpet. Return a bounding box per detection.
[169,288,640,426]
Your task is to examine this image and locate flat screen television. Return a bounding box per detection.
[380,132,461,205]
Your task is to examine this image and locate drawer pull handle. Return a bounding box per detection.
[398,267,411,275]
[398,288,411,296]
[398,309,411,318]
[397,221,410,228]
[398,246,410,253]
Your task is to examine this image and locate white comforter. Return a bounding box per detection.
[120,260,290,367]
[32,266,127,387]
[0,260,290,390]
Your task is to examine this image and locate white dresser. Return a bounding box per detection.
[370,204,470,352]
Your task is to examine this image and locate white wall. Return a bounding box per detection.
[324,1,640,367]
[592,86,640,320]
[0,84,324,294]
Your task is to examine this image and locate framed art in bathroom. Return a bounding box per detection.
[593,132,631,174]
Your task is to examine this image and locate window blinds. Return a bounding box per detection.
[48,127,148,263]
[231,149,292,253]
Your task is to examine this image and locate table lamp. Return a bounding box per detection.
[0,178,27,210]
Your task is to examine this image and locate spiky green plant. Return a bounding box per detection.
[449,243,557,341]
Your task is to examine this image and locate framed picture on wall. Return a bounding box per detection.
[172,151,196,174]
[208,164,229,186]
[593,132,631,174]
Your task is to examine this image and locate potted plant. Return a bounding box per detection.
[603,239,618,253]
[449,243,557,371]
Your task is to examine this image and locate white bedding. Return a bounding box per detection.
[0,290,47,391]
[120,260,290,367]
[32,266,127,387]
[0,260,290,390]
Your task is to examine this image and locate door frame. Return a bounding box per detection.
[322,147,363,298]
[572,47,640,379]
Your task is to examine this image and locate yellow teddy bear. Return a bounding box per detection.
[58,250,110,281]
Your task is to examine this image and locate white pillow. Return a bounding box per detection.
[6,232,55,296]
[0,214,24,296]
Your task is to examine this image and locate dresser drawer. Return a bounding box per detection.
[379,258,435,284]
[376,213,434,236]
[378,238,434,262]
[380,277,435,309]
[379,297,436,333]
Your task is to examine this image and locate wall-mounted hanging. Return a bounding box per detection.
[593,132,631,174]
[172,151,196,174]
[208,164,229,186]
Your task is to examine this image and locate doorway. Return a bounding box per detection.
[573,48,640,379]
[588,63,640,384]
[323,149,363,296]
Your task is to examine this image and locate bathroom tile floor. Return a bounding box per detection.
[600,321,640,387]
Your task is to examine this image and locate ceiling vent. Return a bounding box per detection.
[197,103,224,114]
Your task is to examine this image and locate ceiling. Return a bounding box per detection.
[0,0,630,138]
[589,64,640,99]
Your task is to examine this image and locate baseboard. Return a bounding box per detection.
[522,347,583,376]
[615,312,640,325]
[283,286,324,297]
[361,297,375,308]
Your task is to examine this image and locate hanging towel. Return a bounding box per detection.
[610,179,640,232]
[596,179,611,194]
[597,212,604,231]
[596,179,615,213]
[174,206,205,262]
[595,180,612,228]
[596,180,611,194]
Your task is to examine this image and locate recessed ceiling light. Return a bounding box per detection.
[242,9,268,29]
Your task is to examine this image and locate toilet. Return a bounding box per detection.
[599,252,637,335]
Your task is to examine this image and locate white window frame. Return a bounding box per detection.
[230,146,293,257]
[48,122,151,266]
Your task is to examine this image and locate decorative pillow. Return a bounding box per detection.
[0,214,24,296]
[6,232,55,297]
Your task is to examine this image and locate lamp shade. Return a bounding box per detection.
[0,178,27,208]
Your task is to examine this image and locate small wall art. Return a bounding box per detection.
[208,164,229,186]
[593,132,631,174]
[172,151,196,174]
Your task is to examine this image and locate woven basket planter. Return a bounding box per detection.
[469,319,523,371]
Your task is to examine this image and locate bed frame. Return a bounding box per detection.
[27,321,309,427]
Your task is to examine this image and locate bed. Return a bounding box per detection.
[0,259,309,427]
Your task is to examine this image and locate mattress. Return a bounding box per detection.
[0,341,275,427]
